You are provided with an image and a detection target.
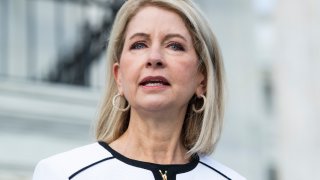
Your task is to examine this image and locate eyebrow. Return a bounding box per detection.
[129,33,150,40]
[163,33,187,42]
[129,32,187,42]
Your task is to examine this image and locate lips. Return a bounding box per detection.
[139,76,170,86]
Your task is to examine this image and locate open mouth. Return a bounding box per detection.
[139,76,170,87]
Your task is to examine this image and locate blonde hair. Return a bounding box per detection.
[96,0,224,156]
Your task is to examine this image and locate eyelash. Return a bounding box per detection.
[167,42,185,51]
[129,41,185,51]
[130,42,147,50]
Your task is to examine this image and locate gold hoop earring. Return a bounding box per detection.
[112,93,130,112]
[192,94,206,113]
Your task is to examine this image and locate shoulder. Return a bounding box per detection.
[33,142,112,180]
[198,155,246,180]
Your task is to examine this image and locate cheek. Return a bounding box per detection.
[119,55,141,88]
[174,60,199,81]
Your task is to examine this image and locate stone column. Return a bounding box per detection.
[274,0,320,179]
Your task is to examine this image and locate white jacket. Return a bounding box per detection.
[33,142,246,180]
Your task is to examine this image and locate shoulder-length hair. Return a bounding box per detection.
[96,0,224,156]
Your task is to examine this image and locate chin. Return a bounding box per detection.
[139,102,171,112]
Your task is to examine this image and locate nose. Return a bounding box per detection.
[146,46,165,68]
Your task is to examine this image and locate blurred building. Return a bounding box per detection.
[196,0,320,180]
[0,0,123,179]
[0,0,319,180]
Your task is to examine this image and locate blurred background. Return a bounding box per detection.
[0,0,319,179]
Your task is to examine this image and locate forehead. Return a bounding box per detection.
[125,6,191,39]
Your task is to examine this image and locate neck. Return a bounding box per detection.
[110,108,189,164]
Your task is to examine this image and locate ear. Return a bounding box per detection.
[195,73,206,97]
[113,62,123,94]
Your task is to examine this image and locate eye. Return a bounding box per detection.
[168,42,185,51]
[130,42,147,50]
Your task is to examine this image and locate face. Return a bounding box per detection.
[114,6,205,113]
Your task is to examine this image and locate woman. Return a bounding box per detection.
[33,0,246,179]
